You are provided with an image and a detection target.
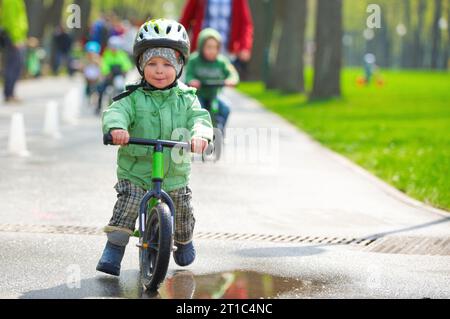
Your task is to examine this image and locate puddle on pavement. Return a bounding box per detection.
[128,270,329,299]
[157,270,327,299]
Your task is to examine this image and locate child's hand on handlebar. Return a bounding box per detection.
[110,129,130,145]
[188,80,201,89]
[191,137,208,154]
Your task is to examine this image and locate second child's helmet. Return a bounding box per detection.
[85,41,101,54]
[133,19,190,75]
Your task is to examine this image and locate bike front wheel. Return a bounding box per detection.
[139,202,173,291]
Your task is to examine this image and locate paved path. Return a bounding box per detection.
[0,76,448,298]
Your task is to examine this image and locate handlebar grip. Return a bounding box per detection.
[103,133,113,145]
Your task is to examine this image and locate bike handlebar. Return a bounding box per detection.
[201,80,226,87]
[103,133,190,150]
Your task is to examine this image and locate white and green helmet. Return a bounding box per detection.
[133,19,190,75]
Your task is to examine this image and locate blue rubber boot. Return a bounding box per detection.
[173,241,196,267]
[96,241,126,276]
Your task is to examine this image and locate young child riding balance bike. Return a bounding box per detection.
[96,19,213,277]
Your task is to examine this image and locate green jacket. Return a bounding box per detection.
[0,0,28,45]
[185,28,239,101]
[102,81,213,191]
[101,49,133,76]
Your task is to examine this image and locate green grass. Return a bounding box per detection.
[238,69,450,211]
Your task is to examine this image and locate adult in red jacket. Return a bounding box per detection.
[179,0,254,64]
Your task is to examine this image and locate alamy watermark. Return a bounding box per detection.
[366,265,383,290]
[66,4,81,29]
[170,127,280,169]
[66,264,81,289]
[367,4,382,29]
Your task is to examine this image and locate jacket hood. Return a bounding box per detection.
[197,28,222,52]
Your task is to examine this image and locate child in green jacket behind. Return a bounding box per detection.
[97,19,213,277]
[185,28,239,133]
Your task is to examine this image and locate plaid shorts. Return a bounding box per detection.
[107,180,196,244]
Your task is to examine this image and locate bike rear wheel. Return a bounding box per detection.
[139,202,172,291]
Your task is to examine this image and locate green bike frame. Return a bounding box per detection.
[103,133,188,239]
[137,142,177,242]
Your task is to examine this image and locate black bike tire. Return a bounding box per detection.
[140,202,172,291]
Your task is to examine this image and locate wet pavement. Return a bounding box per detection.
[1,231,449,299]
[0,76,449,299]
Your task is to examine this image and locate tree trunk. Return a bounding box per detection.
[401,0,412,68]
[25,0,46,40]
[380,11,391,68]
[271,0,307,93]
[431,0,443,69]
[25,0,66,40]
[247,0,276,82]
[310,0,343,99]
[73,0,92,40]
[445,0,450,69]
[265,0,284,89]
[46,0,65,29]
[413,0,427,68]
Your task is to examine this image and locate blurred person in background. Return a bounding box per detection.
[356,53,384,88]
[180,0,253,76]
[96,35,133,114]
[185,28,239,135]
[82,41,102,108]
[90,14,111,54]
[25,37,45,78]
[51,25,74,76]
[0,0,28,104]
[110,14,125,37]
[363,53,376,85]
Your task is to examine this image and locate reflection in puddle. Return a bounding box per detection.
[155,270,327,299]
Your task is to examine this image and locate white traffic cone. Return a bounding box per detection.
[62,89,74,124]
[8,112,30,157]
[43,100,62,139]
[62,88,80,125]
[74,86,83,114]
